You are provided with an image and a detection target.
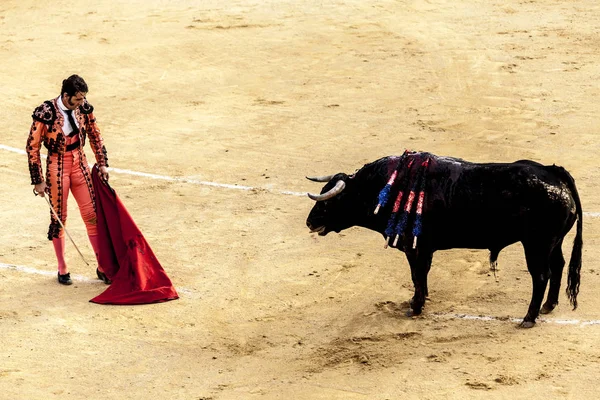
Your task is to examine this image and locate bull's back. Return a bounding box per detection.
[424,159,576,250]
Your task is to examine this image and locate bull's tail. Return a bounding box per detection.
[559,167,583,310]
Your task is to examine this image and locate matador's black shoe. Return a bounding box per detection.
[96,268,112,285]
[57,272,73,285]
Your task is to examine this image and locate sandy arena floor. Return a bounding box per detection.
[1,0,600,399]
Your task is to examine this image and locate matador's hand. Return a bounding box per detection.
[99,166,109,182]
[34,182,47,197]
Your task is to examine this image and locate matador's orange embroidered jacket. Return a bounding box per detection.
[26,97,109,239]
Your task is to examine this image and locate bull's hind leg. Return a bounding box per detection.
[405,251,433,317]
[520,241,553,328]
[540,239,565,315]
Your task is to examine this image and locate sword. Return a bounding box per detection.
[34,188,90,266]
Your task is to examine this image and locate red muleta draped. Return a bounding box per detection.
[90,164,179,305]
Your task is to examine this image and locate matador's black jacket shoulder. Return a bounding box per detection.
[78,99,94,114]
[31,100,57,126]
[31,99,95,125]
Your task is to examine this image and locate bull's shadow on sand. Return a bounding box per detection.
[306,298,512,374]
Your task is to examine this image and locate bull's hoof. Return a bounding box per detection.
[406,308,422,317]
[518,320,536,329]
[540,303,557,315]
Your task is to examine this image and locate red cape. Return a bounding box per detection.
[90,165,179,305]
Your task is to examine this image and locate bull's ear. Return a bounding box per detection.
[306,175,335,182]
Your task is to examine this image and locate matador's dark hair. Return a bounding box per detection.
[61,75,88,96]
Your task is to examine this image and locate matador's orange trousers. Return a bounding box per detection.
[48,135,101,274]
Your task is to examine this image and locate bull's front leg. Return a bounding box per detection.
[405,251,433,317]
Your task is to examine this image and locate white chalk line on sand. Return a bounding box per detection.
[0,144,306,197]
[1,261,599,326]
[0,262,193,296]
[2,144,599,216]
[432,312,600,327]
[0,261,98,283]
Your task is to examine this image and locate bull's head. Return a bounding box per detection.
[306,173,358,236]
[306,157,398,237]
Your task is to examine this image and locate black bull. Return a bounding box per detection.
[306,152,583,328]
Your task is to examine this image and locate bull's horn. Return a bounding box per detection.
[307,180,346,201]
[306,175,335,182]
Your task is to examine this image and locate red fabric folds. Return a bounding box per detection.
[90,164,178,305]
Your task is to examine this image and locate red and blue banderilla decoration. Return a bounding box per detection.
[374,152,430,250]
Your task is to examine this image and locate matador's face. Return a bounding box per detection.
[62,91,86,110]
